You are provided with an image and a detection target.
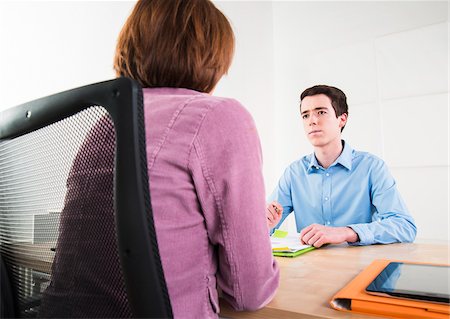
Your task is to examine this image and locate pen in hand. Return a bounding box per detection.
[266,201,283,229]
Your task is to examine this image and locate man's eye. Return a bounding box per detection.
[302,114,309,119]
[318,111,326,115]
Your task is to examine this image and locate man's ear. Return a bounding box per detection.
[339,113,348,128]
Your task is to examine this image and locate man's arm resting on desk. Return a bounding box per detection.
[349,157,417,245]
[299,224,359,248]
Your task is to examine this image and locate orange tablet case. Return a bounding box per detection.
[330,259,450,319]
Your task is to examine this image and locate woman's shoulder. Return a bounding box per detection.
[143,87,250,117]
[198,95,255,130]
[192,94,250,116]
[190,95,258,143]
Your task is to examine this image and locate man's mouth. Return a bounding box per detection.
[309,130,322,135]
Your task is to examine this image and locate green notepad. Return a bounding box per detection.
[270,229,315,258]
[272,246,315,257]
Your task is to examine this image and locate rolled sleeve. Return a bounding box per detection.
[349,159,417,245]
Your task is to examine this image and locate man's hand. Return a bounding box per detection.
[266,201,283,229]
[299,224,358,248]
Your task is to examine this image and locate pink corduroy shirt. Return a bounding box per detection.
[143,87,279,318]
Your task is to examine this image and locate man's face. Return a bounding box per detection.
[300,94,347,148]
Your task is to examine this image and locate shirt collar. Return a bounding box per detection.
[335,140,353,170]
[307,154,321,172]
[307,140,353,173]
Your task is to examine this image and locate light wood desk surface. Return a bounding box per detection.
[220,241,450,319]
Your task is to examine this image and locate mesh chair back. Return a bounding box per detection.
[0,78,172,318]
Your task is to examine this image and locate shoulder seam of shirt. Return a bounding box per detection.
[147,95,205,170]
[186,97,239,165]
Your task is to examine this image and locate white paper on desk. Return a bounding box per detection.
[270,233,311,252]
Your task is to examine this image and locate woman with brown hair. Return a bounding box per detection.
[114,0,279,318]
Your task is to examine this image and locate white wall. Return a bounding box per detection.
[0,1,448,241]
[0,1,135,108]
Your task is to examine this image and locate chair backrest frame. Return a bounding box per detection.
[1,255,17,317]
[0,77,173,318]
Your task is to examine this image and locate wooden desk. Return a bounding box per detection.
[220,241,450,319]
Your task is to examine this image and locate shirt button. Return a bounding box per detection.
[326,173,330,176]
[327,221,331,225]
[324,197,329,201]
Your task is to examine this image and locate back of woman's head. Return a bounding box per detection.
[114,0,234,93]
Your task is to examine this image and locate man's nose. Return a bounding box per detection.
[308,113,318,125]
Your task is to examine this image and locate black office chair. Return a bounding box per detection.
[0,78,173,318]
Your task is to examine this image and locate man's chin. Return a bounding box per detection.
[308,137,325,147]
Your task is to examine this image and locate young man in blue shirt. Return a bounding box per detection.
[267,85,416,247]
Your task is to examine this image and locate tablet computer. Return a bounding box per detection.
[365,262,450,304]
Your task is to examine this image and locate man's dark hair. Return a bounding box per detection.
[300,85,348,132]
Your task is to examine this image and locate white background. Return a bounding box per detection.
[0,1,448,242]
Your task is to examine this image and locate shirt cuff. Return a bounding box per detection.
[347,224,373,246]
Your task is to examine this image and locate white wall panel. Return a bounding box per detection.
[272,1,448,57]
[0,2,135,109]
[382,93,448,167]
[304,41,378,106]
[342,102,383,158]
[376,23,448,100]
[392,167,449,241]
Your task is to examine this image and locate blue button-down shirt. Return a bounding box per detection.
[269,141,416,245]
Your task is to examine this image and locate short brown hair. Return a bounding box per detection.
[300,85,348,131]
[114,0,234,93]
